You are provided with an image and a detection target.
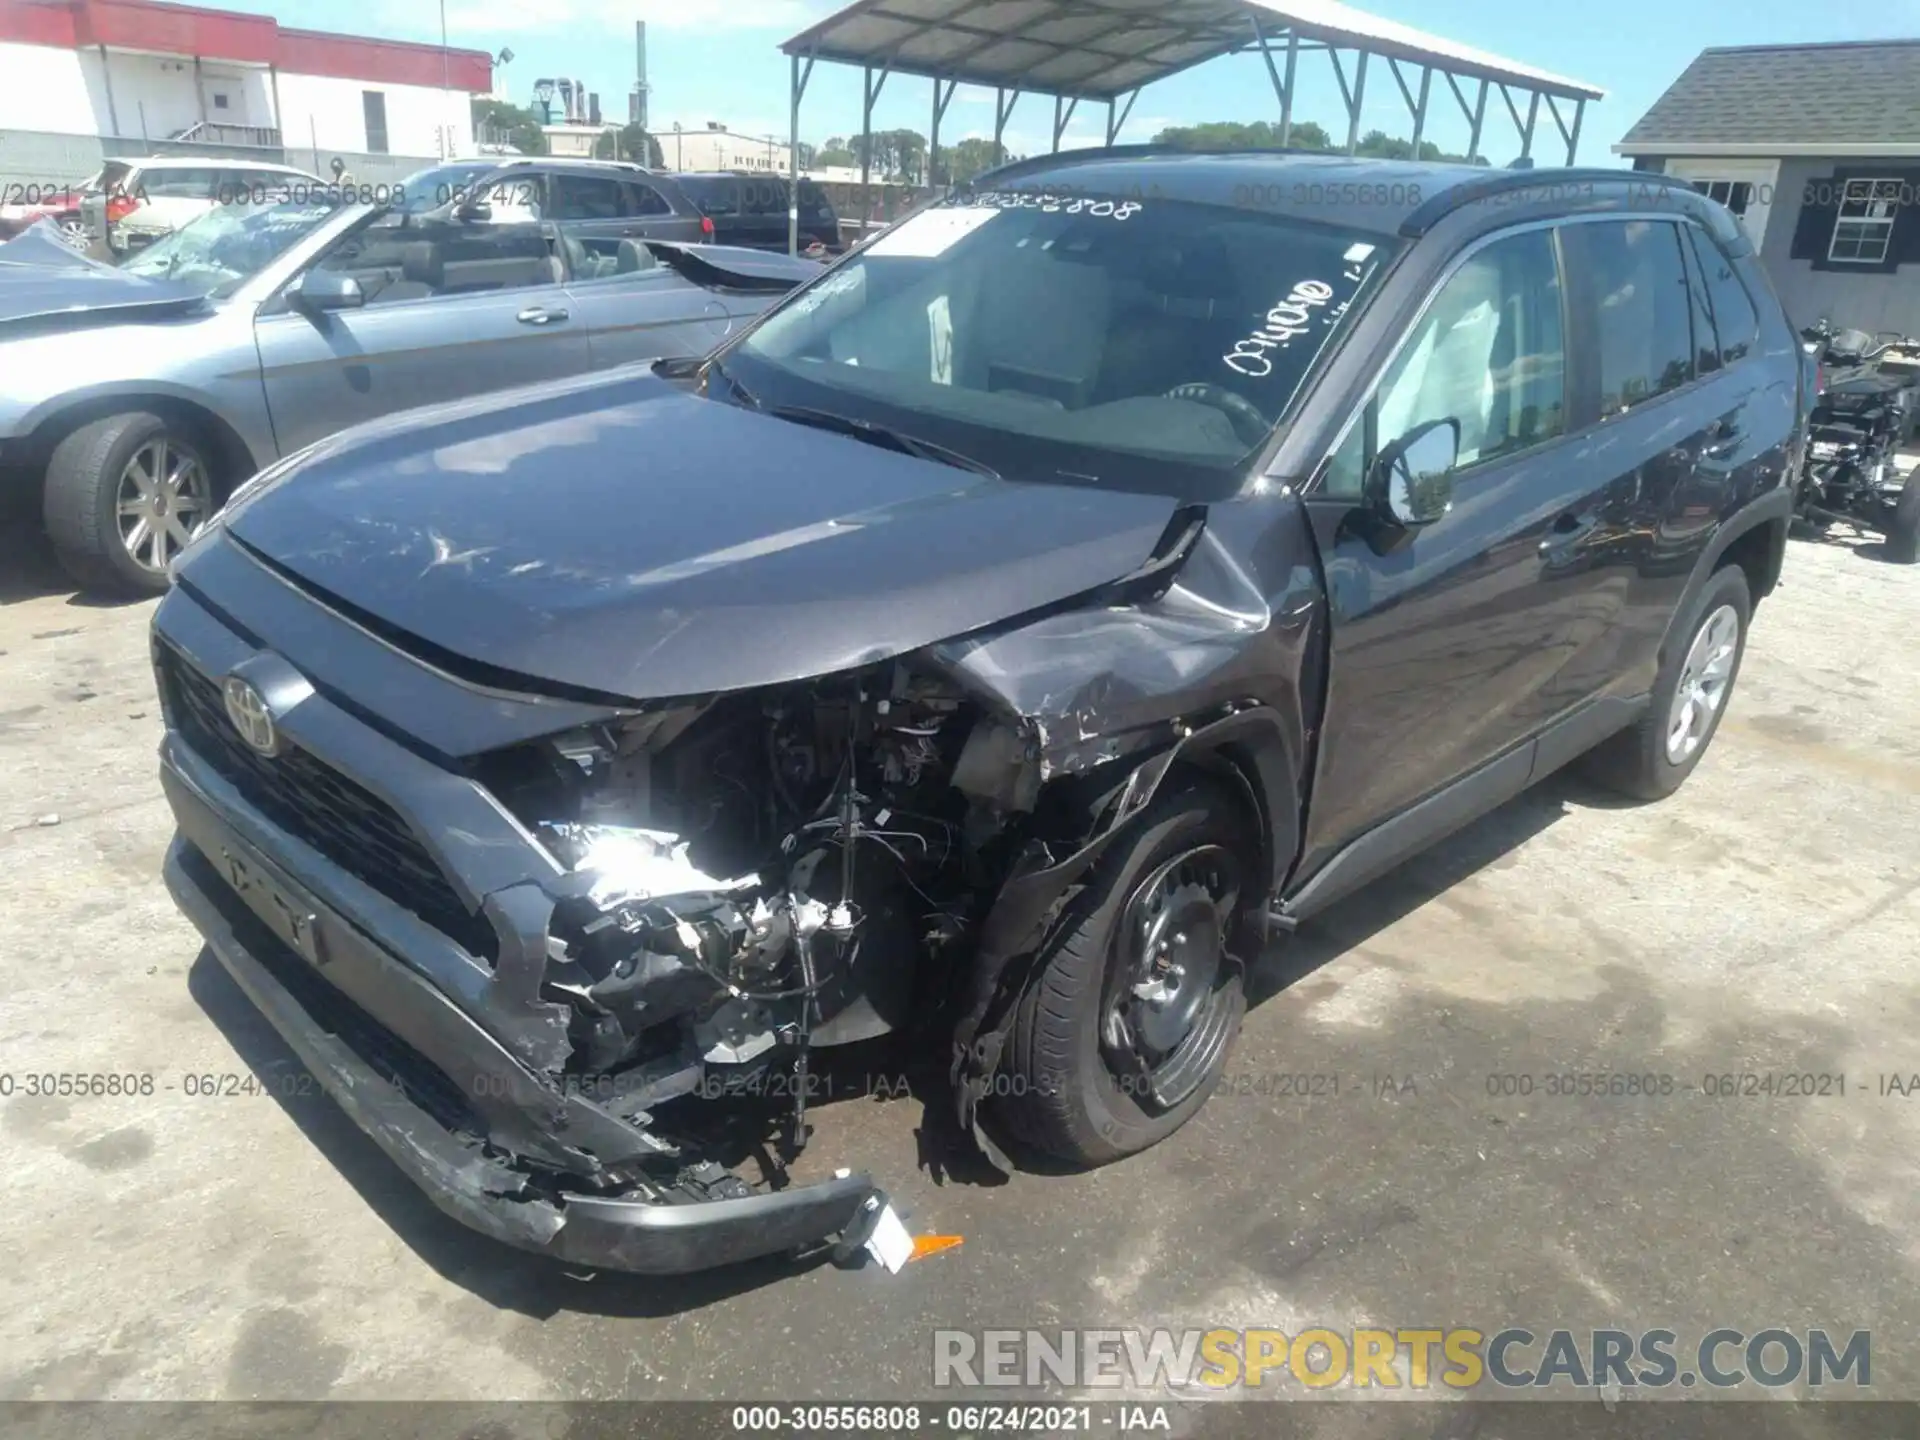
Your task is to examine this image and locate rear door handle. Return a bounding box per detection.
[517,306,569,325]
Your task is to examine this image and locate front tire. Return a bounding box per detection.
[42,412,217,597]
[1885,469,1920,564]
[1584,566,1751,801]
[996,775,1256,1166]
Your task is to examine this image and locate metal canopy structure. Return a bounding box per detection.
[778,0,1605,253]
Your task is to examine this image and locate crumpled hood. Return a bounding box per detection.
[216,368,1180,699]
[0,221,210,327]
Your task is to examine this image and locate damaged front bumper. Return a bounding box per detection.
[161,744,883,1274]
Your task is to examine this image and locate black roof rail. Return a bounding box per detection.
[1396,166,1707,238]
[967,142,1353,188]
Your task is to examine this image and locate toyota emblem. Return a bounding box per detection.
[222,676,280,757]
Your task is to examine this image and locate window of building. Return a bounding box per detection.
[362,91,389,155]
[1689,179,1753,219]
[1322,227,1565,498]
[1829,178,1900,264]
[1561,219,1696,414]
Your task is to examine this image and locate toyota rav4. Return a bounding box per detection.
[151,151,1800,1275]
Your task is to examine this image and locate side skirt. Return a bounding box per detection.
[1273,693,1648,927]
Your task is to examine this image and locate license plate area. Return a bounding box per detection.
[220,845,327,967]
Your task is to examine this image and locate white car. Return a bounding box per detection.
[81,156,324,258]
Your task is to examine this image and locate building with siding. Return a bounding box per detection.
[0,0,494,187]
[1615,40,1920,335]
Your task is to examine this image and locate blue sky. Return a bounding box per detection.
[244,0,1914,163]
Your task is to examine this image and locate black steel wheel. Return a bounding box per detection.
[996,775,1255,1166]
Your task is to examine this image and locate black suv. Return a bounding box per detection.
[668,172,843,256]
[152,151,1799,1276]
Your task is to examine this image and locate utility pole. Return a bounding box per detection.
[438,0,451,157]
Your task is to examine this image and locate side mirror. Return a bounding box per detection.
[291,268,364,312]
[1373,417,1460,527]
[455,201,493,223]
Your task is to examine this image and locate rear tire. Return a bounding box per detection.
[996,775,1255,1166]
[42,411,217,597]
[1885,469,1920,564]
[1583,566,1750,802]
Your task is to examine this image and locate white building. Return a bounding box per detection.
[0,0,493,176]
[654,122,792,174]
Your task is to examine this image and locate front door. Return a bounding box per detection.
[254,214,592,454]
[1298,224,1620,866]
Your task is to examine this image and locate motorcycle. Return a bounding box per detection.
[1797,318,1920,563]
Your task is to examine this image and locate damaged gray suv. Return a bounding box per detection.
[153,150,1799,1274]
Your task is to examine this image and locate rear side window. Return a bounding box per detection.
[1674,222,1721,377]
[675,177,739,216]
[1562,220,1695,415]
[549,174,625,220]
[798,180,835,219]
[142,167,217,199]
[627,182,670,216]
[740,179,787,215]
[1686,226,1759,366]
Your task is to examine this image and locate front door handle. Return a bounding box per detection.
[517,306,569,325]
[1541,510,1599,553]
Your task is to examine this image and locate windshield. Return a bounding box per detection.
[394,161,503,213]
[727,190,1395,499]
[119,199,337,297]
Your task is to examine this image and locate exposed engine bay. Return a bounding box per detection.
[476,662,1043,1162]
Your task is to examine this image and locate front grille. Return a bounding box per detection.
[159,645,498,960]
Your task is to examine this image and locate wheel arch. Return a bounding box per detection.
[1659,486,1791,667]
[19,389,264,499]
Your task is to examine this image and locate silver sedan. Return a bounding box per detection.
[0,196,813,595]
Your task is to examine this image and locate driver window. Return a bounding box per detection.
[308,218,562,305]
[1321,227,1565,498]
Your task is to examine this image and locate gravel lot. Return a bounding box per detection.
[2,510,1918,1409]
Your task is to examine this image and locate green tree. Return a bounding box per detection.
[1150,119,1332,151]
[470,97,547,155]
[593,123,665,167]
[815,140,858,168]
[934,136,1009,185]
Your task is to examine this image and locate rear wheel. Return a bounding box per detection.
[1885,469,1920,564]
[1583,566,1750,801]
[996,775,1254,1166]
[42,411,217,597]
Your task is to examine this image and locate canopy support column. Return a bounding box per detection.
[1052,93,1078,151]
[929,74,955,190]
[1105,88,1137,145]
[859,61,888,239]
[787,49,814,256]
[1328,48,1369,156]
[993,85,1019,160]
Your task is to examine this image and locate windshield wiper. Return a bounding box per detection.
[705,356,760,409]
[764,404,999,478]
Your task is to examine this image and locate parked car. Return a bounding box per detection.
[0,197,816,593]
[0,176,95,248]
[80,156,324,258]
[393,159,841,259]
[150,151,1798,1276]
[395,156,712,248]
[666,172,843,256]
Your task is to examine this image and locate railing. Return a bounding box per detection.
[169,121,283,148]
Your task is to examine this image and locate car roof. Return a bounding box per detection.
[965,148,1707,241]
[490,157,655,175]
[126,157,316,175]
